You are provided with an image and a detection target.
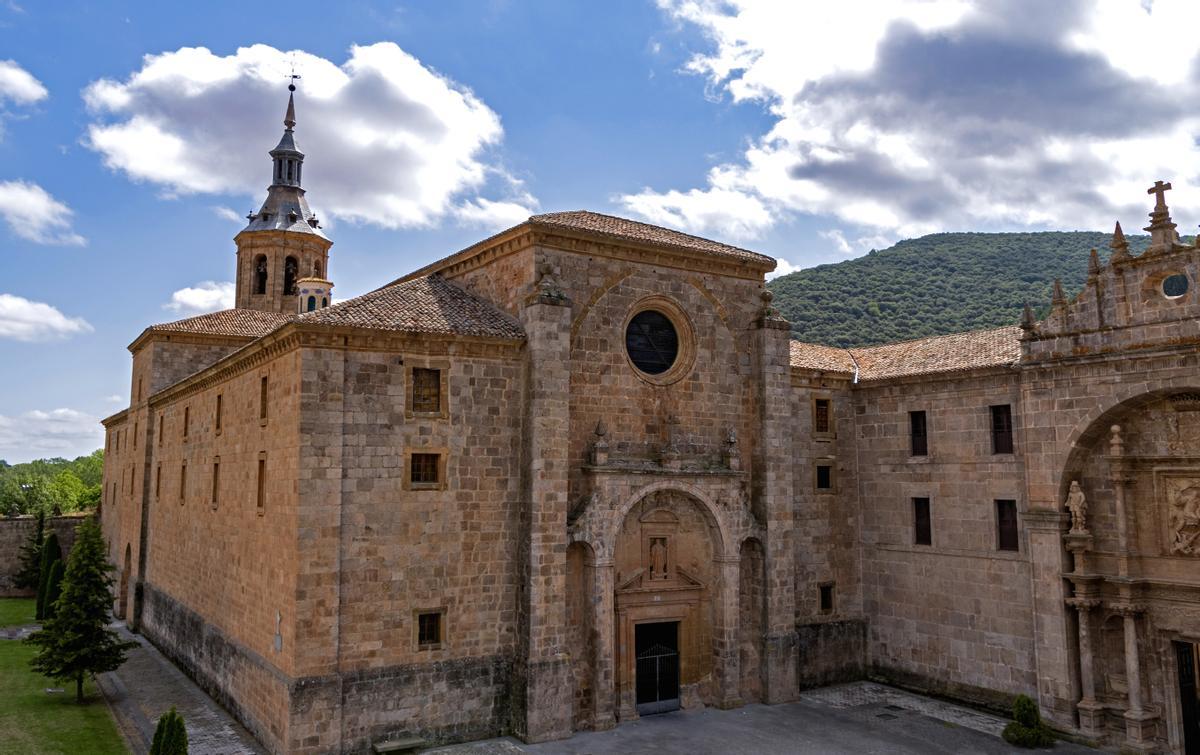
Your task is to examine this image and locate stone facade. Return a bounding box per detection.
[99,98,1200,755]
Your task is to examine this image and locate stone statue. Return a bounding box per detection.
[1170,484,1200,556]
[650,537,668,580]
[1065,480,1088,534]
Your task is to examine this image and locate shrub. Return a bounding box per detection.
[1002,694,1055,748]
[150,707,188,755]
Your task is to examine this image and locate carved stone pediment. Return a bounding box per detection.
[617,565,704,593]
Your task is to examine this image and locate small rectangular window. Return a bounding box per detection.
[910,410,928,456]
[133,422,138,449]
[813,398,832,435]
[412,368,442,414]
[991,404,1014,454]
[913,497,932,546]
[179,462,187,504]
[158,413,164,446]
[256,455,266,515]
[417,611,442,648]
[137,377,143,403]
[815,463,833,491]
[183,406,190,438]
[996,499,1019,551]
[211,458,220,508]
[260,376,269,421]
[155,464,161,499]
[819,583,835,614]
[216,394,223,432]
[411,453,440,486]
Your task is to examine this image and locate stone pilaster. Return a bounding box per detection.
[589,557,616,731]
[754,297,798,703]
[512,291,573,743]
[1024,507,1075,728]
[715,556,743,709]
[1113,603,1156,751]
[1065,597,1103,738]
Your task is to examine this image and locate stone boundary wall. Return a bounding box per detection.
[0,513,91,596]
[796,618,866,689]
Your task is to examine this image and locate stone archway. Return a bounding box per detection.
[608,488,736,720]
[1057,388,1200,751]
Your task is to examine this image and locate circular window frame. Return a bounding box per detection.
[622,296,696,386]
[1161,272,1190,300]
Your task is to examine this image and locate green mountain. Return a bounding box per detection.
[767,231,1162,348]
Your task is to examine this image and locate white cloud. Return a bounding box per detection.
[84,43,535,230]
[631,0,1200,241]
[765,257,800,280]
[0,59,46,104]
[164,280,234,315]
[819,229,853,254]
[0,180,85,245]
[211,205,242,222]
[103,394,123,404]
[0,293,92,341]
[0,408,103,462]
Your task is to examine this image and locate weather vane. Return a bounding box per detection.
[287,56,301,92]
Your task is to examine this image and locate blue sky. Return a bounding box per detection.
[2,0,1199,461]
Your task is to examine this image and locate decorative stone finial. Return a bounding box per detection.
[759,288,779,318]
[1087,248,1101,277]
[1109,424,1123,457]
[1109,221,1130,262]
[724,426,740,471]
[1065,480,1088,534]
[1143,179,1179,252]
[1051,278,1067,309]
[533,260,568,305]
[1020,302,1036,332]
[590,418,609,466]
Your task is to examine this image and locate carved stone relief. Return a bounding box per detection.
[1166,478,1200,555]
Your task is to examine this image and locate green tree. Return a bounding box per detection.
[150,707,189,755]
[35,532,62,620]
[13,511,45,590]
[43,560,65,620]
[79,483,102,509]
[26,517,137,702]
[49,470,86,513]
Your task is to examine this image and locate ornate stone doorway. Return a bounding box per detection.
[635,621,680,715]
[1178,642,1200,755]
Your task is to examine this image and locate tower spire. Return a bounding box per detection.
[284,89,296,130]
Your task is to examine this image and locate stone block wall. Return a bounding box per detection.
[854,370,1037,703]
[0,513,90,596]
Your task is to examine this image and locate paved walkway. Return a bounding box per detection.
[96,623,263,755]
[429,682,1099,755]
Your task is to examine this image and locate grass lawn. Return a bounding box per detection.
[0,597,35,628]
[0,641,128,755]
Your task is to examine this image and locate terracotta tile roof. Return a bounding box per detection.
[529,211,774,267]
[296,274,524,340]
[146,308,294,339]
[850,325,1023,381]
[789,341,856,374]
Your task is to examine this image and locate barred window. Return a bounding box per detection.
[417,611,442,648]
[411,453,440,485]
[991,404,1014,454]
[412,368,441,414]
[813,398,831,435]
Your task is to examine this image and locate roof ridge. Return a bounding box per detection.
[849,323,1022,353]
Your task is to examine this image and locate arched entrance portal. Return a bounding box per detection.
[610,488,731,719]
[118,544,131,620]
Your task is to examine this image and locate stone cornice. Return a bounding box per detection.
[128,328,258,355]
[390,223,771,289]
[147,322,524,409]
[1024,507,1070,532]
[101,407,129,427]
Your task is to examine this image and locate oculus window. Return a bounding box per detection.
[625,310,679,375]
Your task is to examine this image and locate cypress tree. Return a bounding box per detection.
[25,518,137,702]
[43,561,65,621]
[13,511,45,591]
[150,707,188,754]
[35,532,62,620]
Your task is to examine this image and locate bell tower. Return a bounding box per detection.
[234,84,332,312]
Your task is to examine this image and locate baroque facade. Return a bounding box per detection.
[101,95,1200,754]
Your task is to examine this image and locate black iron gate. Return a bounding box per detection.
[636,622,680,715]
[1178,641,1200,755]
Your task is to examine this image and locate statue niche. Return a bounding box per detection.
[1167,479,1200,556]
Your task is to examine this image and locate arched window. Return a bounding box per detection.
[284,256,298,295]
[286,160,294,182]
[313,260,322,277]
[321,297,328,308]
[254,255,268,295]
[307,296,316,312]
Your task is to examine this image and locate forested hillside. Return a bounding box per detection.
[0,450,103,516]
[767,231,1162,348]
